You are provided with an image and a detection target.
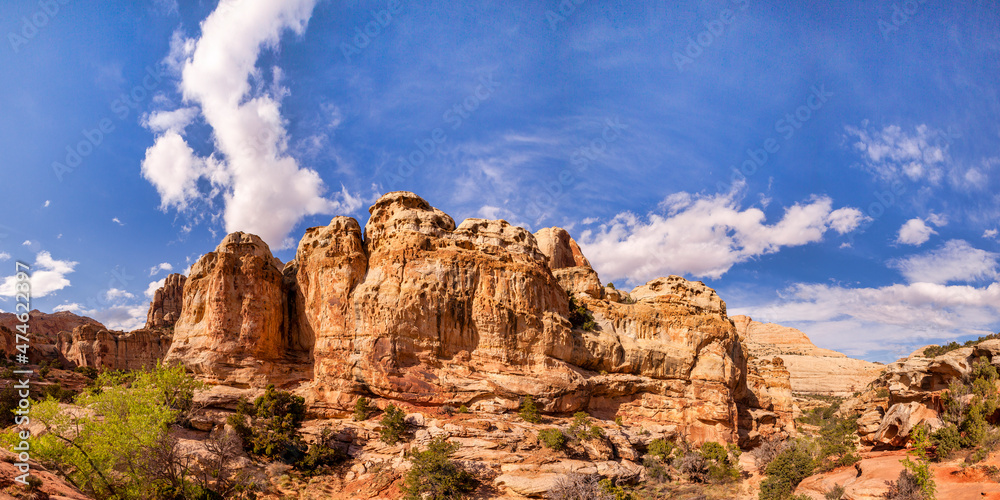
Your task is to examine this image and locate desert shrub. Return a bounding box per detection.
[380,403,407,445]
[882,469,923,500]
[228,384,307,461]
[297,426,348,475]
[900,424,935,500]
[923,333,1000,357]
[647,438,676,462]
[518,396,541,423]
[74,365,99,379]
[549,473,613,500]
[614,415,623,426]
[567,294,597,331]
[36,383,75,403]
[39,364,50,378]
[876,387,890,398]
[27,365,213,499]
[815,415,860,472]
[401,437,476,500]
[354,396,372,421]
[569,412,603,440]
[751,437,787,473]
[825,483,846,500]
[758,442,815,500]
[606,282,616,289]
[930,424,960,460]
[539,428,567,450]
[458,405,469,413]
[700,441,740,484]
[0,385,17,427]
[679,451,708,482]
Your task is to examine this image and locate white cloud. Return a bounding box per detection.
[112,217,124,226]
[0,252,9,261]
[145,278,166,299]
[985,229,999,240]
[896,218,936,245]
[148,262,174,276]
[0,251,77,298]
[55,302,147,332]
[845,123,949,184]
[734,281,1000,359]
[141,0,359,249]
[22,240,30,246]
[925,213,948,227]
[143,107,198,134]
[105,288,135,301]
[141,131,206,211]
[578,190,865,283]
[890,240,998,284]
[43,200,50,208]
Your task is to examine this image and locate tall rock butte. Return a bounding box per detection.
[160,191,791,445]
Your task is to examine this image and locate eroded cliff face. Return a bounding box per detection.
[158,191,793,445]
[733,315,885,397]
[844,340,1000,447]
[57,324,171,371]
[146,273,187,329]
[163,232,310,387]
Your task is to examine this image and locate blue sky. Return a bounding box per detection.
[1,0,998,362]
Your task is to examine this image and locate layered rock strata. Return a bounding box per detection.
[733,315,884,396]
[57,324,171,371]
[164,191,794,445]
[146,273,187,329]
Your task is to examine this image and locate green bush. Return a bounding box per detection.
[569,412,603,440]
[458,405,469,414]
[923,332,1000,357]
[379,403,407,445]
[900,424,936,500]
[354,396,372,421]
[296,426,347,475]
[815,415,860,472]
[401,436,476,500]
[228,384,307,461]
[700,441,740,484]
[567,294,597,331]
[759,442,815,500]
[538,428,567,450]
[519,396,541,423]
[647,438,676,462]
[931,424,961,460]
[824,483,845,500]
[74,365,99,379]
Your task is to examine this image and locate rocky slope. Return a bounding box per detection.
[843,340,1000,447]
[732,315,884,396]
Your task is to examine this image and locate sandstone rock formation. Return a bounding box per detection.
[162,191,793,446]
[146,273,187,329]
[732,315,884,396]
[163,232,309,387]
[0,324,14,357]
[57,324,171,371]
[0,309,104,341]
[844,340,1000,446]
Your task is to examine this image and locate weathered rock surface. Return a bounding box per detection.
[843,340,1000,446]
[162,192,791,447]
[732,315,884,396]
[146,273,187,329]
[0,309,104,341]
[56,324,171,371]
[163,232,309,388]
